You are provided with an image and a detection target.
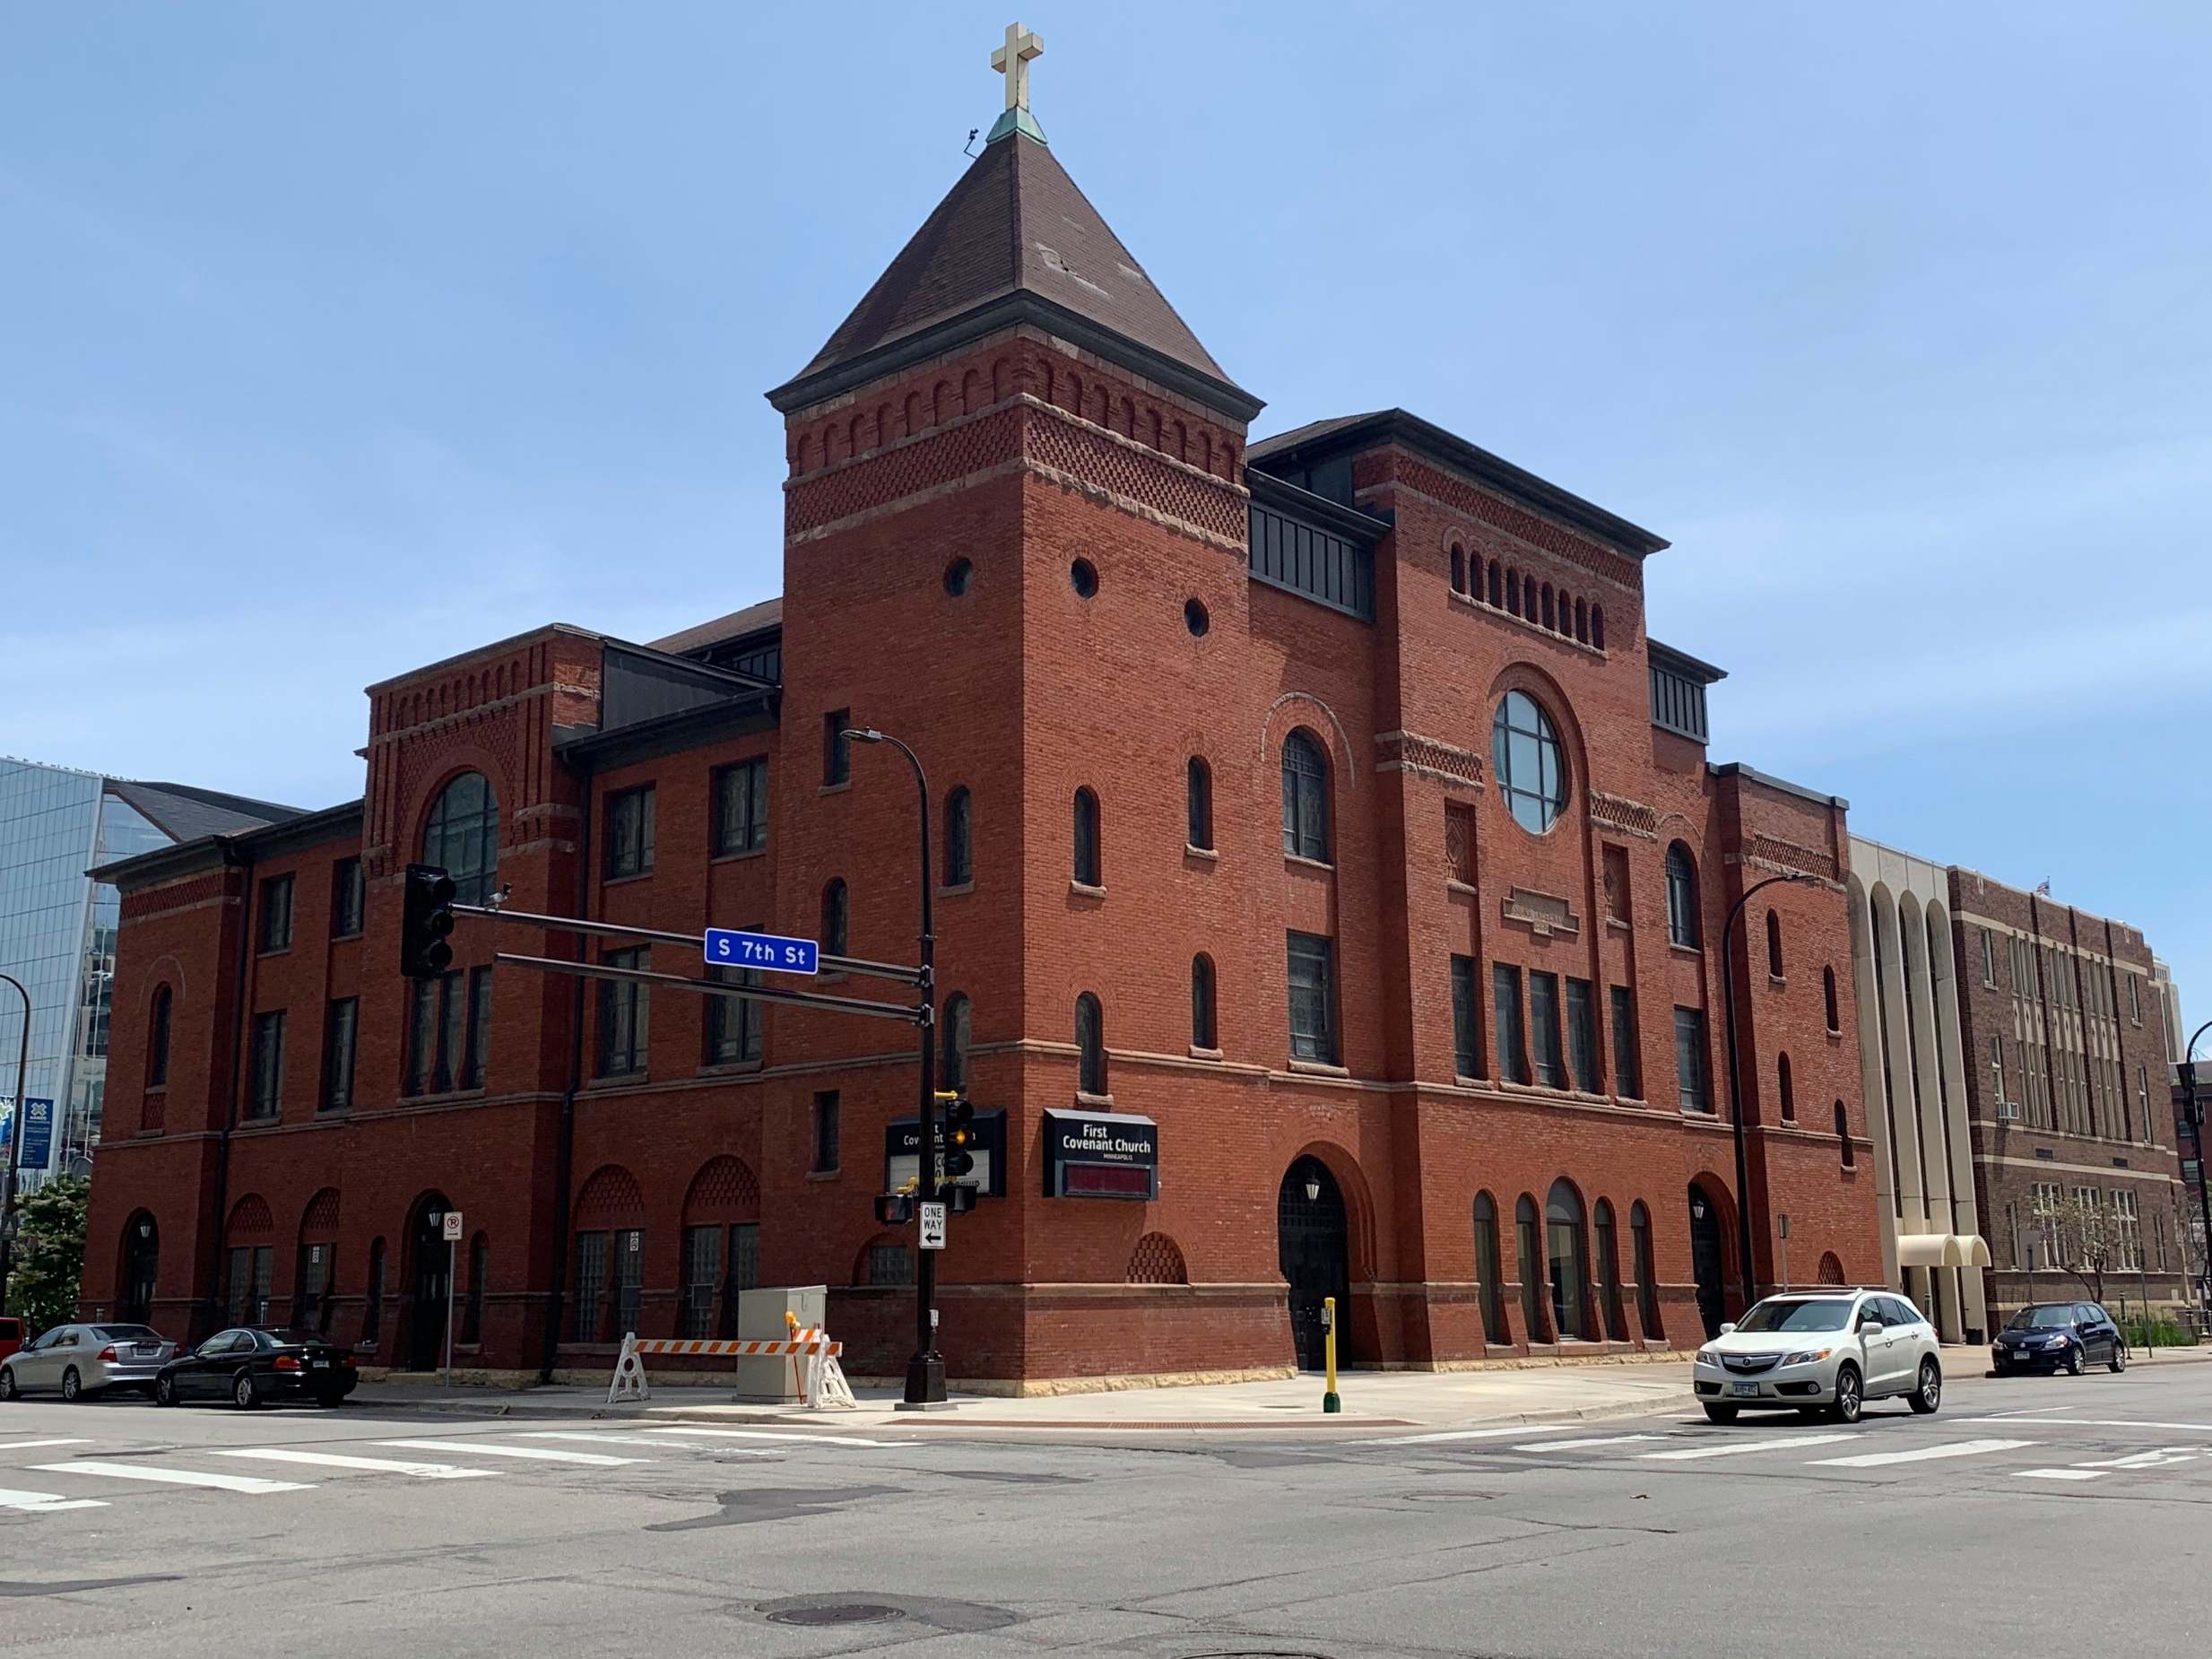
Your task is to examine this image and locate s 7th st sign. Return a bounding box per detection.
[705,927,820,976]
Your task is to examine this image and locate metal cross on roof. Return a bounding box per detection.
[991,22,1043,112]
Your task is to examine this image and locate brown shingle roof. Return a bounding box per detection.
[649,597,783,657]
[768,131,1258,421]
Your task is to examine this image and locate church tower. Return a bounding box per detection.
[763,25,1264,1371]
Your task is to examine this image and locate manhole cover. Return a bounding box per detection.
[765,1603,903,1628]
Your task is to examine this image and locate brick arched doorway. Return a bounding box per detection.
[1278,1157,1349,1371]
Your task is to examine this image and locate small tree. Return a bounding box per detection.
[2043,1192,2116,1304]
[8,1175,90,1334]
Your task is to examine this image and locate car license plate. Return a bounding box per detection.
[1730,1382,1760,1397]
[310,1359,330,1369]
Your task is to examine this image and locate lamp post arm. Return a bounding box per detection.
[1720,873,1812,1317]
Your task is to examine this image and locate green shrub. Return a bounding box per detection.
[2121,1316,2197,1349]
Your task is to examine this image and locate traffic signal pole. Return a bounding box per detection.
[842,728,946,1408]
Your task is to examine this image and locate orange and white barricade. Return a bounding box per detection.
[605,1325,850,1408]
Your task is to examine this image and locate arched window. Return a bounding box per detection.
[362,1238,387,1344]
[1472,1192,1508,1344]
[943,786,972,886]
[1505,568,1521,614]
[1766,909,1784,978]
[1191,954,1218,1050]
[1665,843,1701,948]
[1630,1201,1660,1338]
[1515,1194,1548,1342]
[1835,1100,1853,1166]
[1487,560,1502,607]
[1072,787,1102,885]
[1574,597,1589,644]
[1816,1251,1847,1286]
[461,1233,488,1344]
[1075,993,1106,1096]
[147,986,171,1088]
[1593,1198,1626,1341]
[1450,543,1466,593]
[1540,583,1556,631]
[1279,729,1330,862]
[1778,1052,1795,1120]
[1546,1179,1593,1341]
[121,1213,160,1325]
[423,771,500,905]
[1491,691,1566,833]
[940,992,971,1091]
[1186,757,1213,851]
[1592,605,1606,651]
[1822,965,1840,1031]
[820,878,847,957]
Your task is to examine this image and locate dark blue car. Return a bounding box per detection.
[1992,1302,2127,1376]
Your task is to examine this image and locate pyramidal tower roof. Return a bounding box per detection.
[768,28,1259,421]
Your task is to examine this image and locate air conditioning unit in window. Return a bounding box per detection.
[1998,1100,2023,1122]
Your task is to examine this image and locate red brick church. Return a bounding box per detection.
[81,38,1880,1388]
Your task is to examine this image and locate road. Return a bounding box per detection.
[4,1361,2209,1658]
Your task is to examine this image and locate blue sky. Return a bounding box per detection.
[4,4,2207,1038]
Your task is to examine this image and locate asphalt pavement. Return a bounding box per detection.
[4,1359,2208,1657]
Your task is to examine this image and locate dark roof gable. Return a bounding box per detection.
[768,132,1259,422]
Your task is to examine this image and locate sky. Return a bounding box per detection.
[3,4,2207,1038]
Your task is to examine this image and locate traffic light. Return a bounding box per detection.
[400,863,458,980]
[939,1091,977,1180]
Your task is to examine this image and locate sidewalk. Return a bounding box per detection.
[348,1359,1696,1432]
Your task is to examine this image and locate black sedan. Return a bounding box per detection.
[154,1326,360,1409]
[1992,1302,2128,1376]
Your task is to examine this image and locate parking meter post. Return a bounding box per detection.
[1322,1295,1340,1414]
[442,1237,455,1385]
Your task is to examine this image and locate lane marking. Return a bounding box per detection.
[515,1432,776,1454]
[0,1438,94,1451]
[1349,1426,1576,1446]
[1513,1434,1667,1454]
[642,1428,911,1449]
[2079,1446,2201,1470]
[212,1448,496,1480]
[1809,1438,2034,1469]
[2016,1468,2104,1481]
[0,1485,107,1513]
[1958,1416,2212,1434]
[36,1461,312,1494]
[376,1438,640,1466]
[1639,1433,1855,1462]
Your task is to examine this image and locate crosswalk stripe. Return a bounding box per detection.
[1513,1434,1666,1454]
[515,1432,776,1454]
[2016,1468,2104,1481]
[1809,1438,2033,1469]
[1350,1426,1575,1446]
[35,1460,312,1494]
[0,1485,107,1513]
[642,1428,909,1449]
[211,1448,496,1480]
[376,1438,640,1466]
[1639,1433,1855,1462]
[0,1438,94,1451]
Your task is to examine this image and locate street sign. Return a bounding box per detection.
[442,1211,464,1242]
[704,927,820,975]
[918,1202,947,1251]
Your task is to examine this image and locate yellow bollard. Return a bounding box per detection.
[1322,1295,1340,1413]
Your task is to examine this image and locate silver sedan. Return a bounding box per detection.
[0,1323,178,1400]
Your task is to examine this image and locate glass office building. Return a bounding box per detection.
[0,759,295,1185]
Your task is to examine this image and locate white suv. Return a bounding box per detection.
[1692,1290,1941,1425]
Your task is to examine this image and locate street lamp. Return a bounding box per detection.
[1720,871,1820,1316]
[0,971,32,1313]
[2182,1020,2212,1318]
[839,726,946,1407]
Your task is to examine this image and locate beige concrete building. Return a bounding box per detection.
[1846,836,1991,1342]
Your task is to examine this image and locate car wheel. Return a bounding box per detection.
[1702,1403,1739,1424]
[2110,1344,2128,1374]
[155,1374,178,1407]
[0,1368,17,1402]
[232,1370,260,1410]
[1830,1364,1864,1424]
[2065,1346,2085,1377]
[60,1367,82,1403]
[1909,1358,1942,1415]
